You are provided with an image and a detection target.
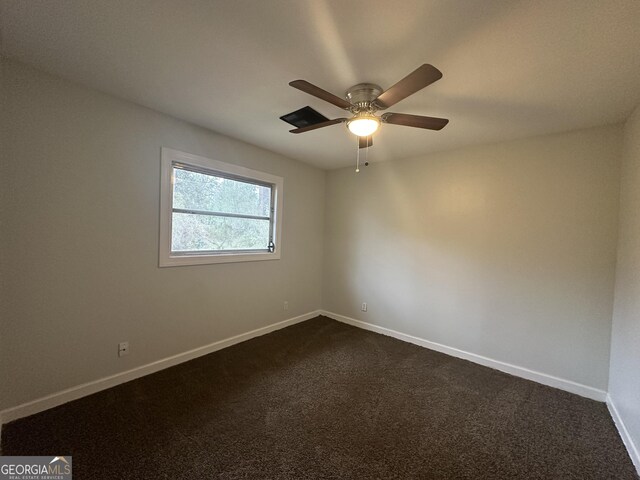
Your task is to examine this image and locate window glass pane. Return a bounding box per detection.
[173,167,271,217]
[172,213,270,252]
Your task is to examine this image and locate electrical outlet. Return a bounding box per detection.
[361,302,367,312]
[118,341,129,357]
[283,301,289,311]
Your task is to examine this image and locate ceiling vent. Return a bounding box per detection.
[280,106,329,128]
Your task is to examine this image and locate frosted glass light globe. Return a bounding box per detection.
[347,115,380,137]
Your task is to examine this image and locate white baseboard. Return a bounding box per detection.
[607,395,640,475]
[0,310,321,426]
[321,310,607,402]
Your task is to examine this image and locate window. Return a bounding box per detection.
[160,148,283,266]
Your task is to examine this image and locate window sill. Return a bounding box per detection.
[159,250,281,267]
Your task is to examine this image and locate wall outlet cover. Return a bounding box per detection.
[118,342,129,357]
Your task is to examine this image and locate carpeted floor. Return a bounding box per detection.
[2,316,637,479]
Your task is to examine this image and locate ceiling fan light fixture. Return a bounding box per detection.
[285,64,448,143]
[347,114,380,137]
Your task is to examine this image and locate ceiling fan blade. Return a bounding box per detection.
[289,118,347,134]
[374,64,443,109]
[359,135,373,149]
[381,113,449,130]
[289,80,352,110]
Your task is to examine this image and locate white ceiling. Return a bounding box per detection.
[2,0,640,169]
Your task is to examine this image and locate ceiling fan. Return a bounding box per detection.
[281,64,449,149]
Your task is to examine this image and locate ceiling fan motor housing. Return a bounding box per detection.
[345,83,383,112]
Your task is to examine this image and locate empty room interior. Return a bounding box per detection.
[1,1,640,478]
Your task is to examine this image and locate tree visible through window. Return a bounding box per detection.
[172,166,274,252]
[159,148,283,267]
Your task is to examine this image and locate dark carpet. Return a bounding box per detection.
[2,316,637,479]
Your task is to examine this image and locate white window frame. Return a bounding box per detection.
[159,147,283,267]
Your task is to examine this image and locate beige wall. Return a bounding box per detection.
[609,104,640,456]
[323,126,622,390]
[0,60,325,410]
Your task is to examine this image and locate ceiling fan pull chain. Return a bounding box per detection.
[356,137,360,173]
